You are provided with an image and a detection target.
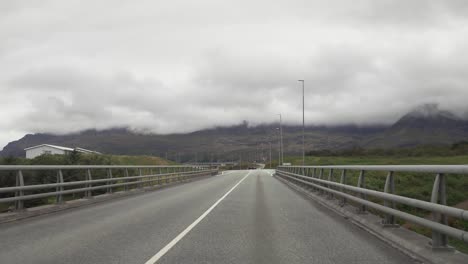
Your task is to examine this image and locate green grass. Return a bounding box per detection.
[287,155,468,166]
[106,155,175,165]
[283,155,468,253]
[0,203,9,212]
[0,153,175,166]
[285,155,468,206]
[0,154,176,213]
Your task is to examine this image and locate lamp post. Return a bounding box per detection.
[275,128,281,166]
[298,79,305,166]
[269,142,272,169]
[277,113,284,165]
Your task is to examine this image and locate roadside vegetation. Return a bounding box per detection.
[283,142,468,253]
[0,152,174,166]
[0,152,174,212]
[1,144,467,252]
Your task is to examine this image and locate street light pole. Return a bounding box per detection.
[268,142,272,169]
[278,113,284,165]
[298,80,305,166]
[276,128,281,166]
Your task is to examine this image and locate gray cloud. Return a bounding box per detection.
[1,0,468,148]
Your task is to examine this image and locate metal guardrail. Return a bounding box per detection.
[276,165,468,250]
[0,165,218,211]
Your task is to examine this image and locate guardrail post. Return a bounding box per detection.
[317,168,323,194]
[305,168,312,188]
[318,169,324,195]
[107,169,113,193]
[299,167,306,188]
[430,173,450,250]
[383,171,397,226]
[357,170,367,213]
[157,168,162,185]
[327,169,334,199]
[138,168,143,189]
[124,169,129,191]
[339,169,346,206]
[14,170,25,210]
[166,167,170,184]
[311,168,317,191]
[85,169,93,198]
[56,170,64,204]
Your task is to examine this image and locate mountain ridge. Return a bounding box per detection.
[2,104,468,161]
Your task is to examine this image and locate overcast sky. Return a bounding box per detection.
[1,1,468,149]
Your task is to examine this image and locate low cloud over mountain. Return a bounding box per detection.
[1,1,468,148]
[2,104,468,159]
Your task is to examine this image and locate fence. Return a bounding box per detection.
[0,165,217,211]
[276,165,468,250]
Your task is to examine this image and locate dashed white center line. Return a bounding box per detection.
[144,170,252,264]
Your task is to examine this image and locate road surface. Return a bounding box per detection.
[0,170,415,263]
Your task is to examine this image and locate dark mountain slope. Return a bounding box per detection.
[0,124,382,160]
[363,104,468,148]
[2,104,468,160]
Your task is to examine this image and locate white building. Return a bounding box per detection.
[24,144,101,159]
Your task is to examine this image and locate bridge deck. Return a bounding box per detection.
[0,170,414,264]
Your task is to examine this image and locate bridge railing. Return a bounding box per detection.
[0,165,218,211]
[276,165,468,250]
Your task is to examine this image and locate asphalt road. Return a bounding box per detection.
[0,170,416,264]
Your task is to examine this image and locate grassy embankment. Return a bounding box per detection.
[283,155,468,253]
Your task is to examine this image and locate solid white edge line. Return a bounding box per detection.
[144,170,252,264]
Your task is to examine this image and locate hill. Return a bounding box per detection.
[0,124,384,161]
[2,104,468,161]
[363,104,468,148]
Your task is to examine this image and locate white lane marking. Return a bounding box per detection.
[260,169,275,176]
[144,171,252,264]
